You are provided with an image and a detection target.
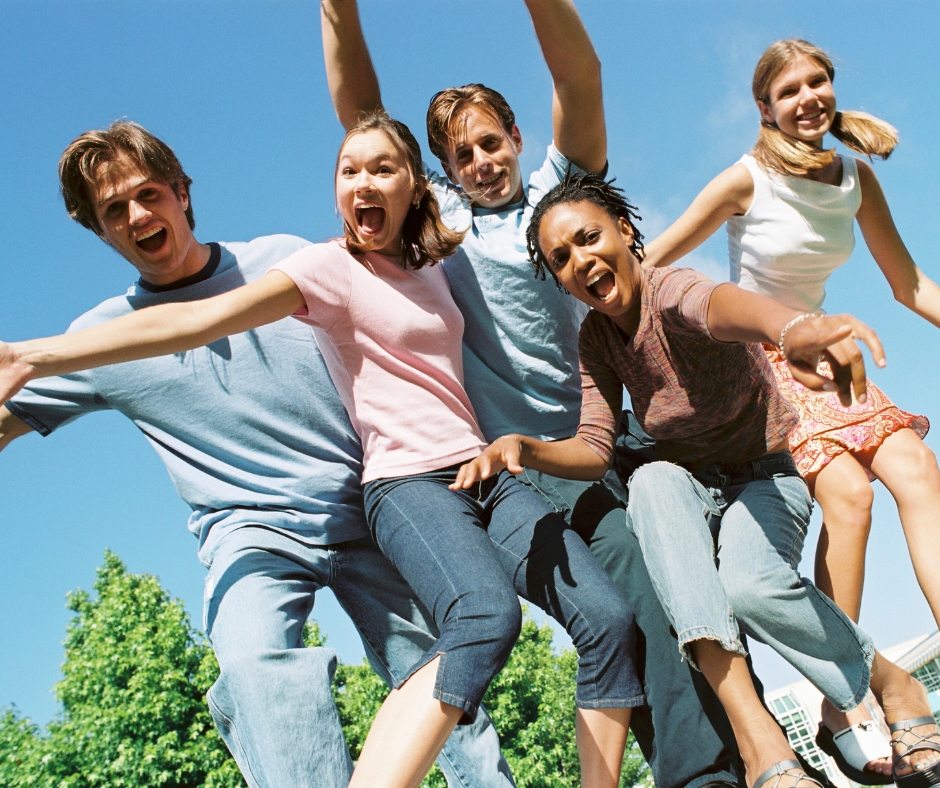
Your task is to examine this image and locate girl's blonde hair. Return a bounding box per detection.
[751,39,898,176]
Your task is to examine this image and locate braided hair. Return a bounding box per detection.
[526,171,644,284]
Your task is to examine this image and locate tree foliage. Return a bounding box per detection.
[2,554,651,788]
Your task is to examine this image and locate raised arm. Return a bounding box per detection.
[643,163,753,268]
[0,272,304,404]
[0,406,33,452]
[524,0,605,173]
[706,282,885,406]
[855,160,940,330]
[321,0,383,130]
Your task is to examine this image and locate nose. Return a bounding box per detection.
[353,170,376,193]
[570,245,593,273]
[127,199,150,225]
[473,145,492,172]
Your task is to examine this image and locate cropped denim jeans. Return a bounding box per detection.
[626,452,874,712]
[202,525,515,788]
[363,467,645,719]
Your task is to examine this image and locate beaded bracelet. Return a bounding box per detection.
[778,312,824,354]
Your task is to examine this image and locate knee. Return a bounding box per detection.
[629,462,686,499]
[720,562,796,625]
[892,439,940,489]
[819,470,873,526]
[460,589,522,650]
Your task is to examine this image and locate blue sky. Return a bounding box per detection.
[2,0,939,725]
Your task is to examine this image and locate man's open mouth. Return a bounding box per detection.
[135,227,167,252]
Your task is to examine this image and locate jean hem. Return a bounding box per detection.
[677,627,747,672]
[834,640,875,713]
[574,694,647,710]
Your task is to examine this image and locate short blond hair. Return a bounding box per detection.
[59,121,195,235]
[751,39,898,176]
[425,84,515,163]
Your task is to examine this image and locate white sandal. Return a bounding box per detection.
[815,721,892,785]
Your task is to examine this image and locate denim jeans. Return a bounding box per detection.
[626,452,874,712]
[202,525,515,788]
[363,467,645,719]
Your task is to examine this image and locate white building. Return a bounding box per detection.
[765,631,940,788]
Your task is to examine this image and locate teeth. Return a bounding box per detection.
[586,272,606,287]
[136,227,163,241]
[356,203,382,210]
[478,173,501,187]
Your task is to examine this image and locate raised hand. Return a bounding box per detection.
[782,314,886,407]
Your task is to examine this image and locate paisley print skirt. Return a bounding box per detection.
[764,344,929,480]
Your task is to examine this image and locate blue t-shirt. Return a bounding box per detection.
[431,145,589,442]
[6,235,367,563]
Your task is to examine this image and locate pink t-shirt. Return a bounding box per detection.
[272,240,486,483]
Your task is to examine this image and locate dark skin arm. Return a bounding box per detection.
[452,284,885,490]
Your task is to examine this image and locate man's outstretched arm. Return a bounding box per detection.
[524,0,606,173]
[321,0,383,130]
[0,406,33,452]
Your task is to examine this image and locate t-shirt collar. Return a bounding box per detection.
[136,243,222,293]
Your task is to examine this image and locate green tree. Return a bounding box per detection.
[329,612,652,788]
[1,555,651,787]
[0,551,242,788]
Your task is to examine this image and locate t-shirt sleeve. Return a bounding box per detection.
[269,243,352,331]
[527,145,610,209]
[574,318,623,466]
[655,267,719,337]
[6,370,109,436]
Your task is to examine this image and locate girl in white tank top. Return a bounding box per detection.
[644,39,940,788]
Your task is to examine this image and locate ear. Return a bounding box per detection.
[174,182,190,211]
[510,124,523,155]
[617,215,635,246]
[440,159,457,185]
[757,99,776,126]
[413,179,427,206]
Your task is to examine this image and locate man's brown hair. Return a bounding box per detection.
[425,84,515,163]
[59,120,195,236]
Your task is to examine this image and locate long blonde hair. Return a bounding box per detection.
[751,39,898,176]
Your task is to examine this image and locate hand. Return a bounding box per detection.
[448,436,525,491]
[783,314,886,406]
[0,341,34,404]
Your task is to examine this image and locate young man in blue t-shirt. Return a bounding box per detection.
[0,121,513,788]
[321,1,749,786]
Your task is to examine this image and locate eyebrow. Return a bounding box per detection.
[97,177,153,207]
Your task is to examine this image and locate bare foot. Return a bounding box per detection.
[820,697,892,777]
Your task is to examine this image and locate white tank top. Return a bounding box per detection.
[727,153,862,312]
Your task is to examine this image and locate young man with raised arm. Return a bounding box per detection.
[0,121,515,788]
[320,1,745,786]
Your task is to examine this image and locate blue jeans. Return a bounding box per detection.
[626,453,874,712]
[363,467,645,719]
[202,525,515,788]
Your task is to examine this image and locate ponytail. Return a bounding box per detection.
[751,39,898,177]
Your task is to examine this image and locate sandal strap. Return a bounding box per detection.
[751,760,822,788]
[889,717,938,733]
[888,717,940,778]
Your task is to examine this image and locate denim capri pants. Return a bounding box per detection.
[626,453,874,712]
[363,466,646,719]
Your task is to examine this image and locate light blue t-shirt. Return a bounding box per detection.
[431,145,589,442]
[6,235,368,563]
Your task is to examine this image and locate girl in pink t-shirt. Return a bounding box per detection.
[0,113,642,788]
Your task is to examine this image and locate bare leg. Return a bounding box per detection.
[864,428,940,626]
[692,639,806,788]
[349,657,463,788]
[810,453,889,773]
[810,452,874,622]
[867,651,940,776]
[577,708,632,788]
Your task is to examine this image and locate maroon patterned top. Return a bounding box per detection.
[576,267,797,468]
